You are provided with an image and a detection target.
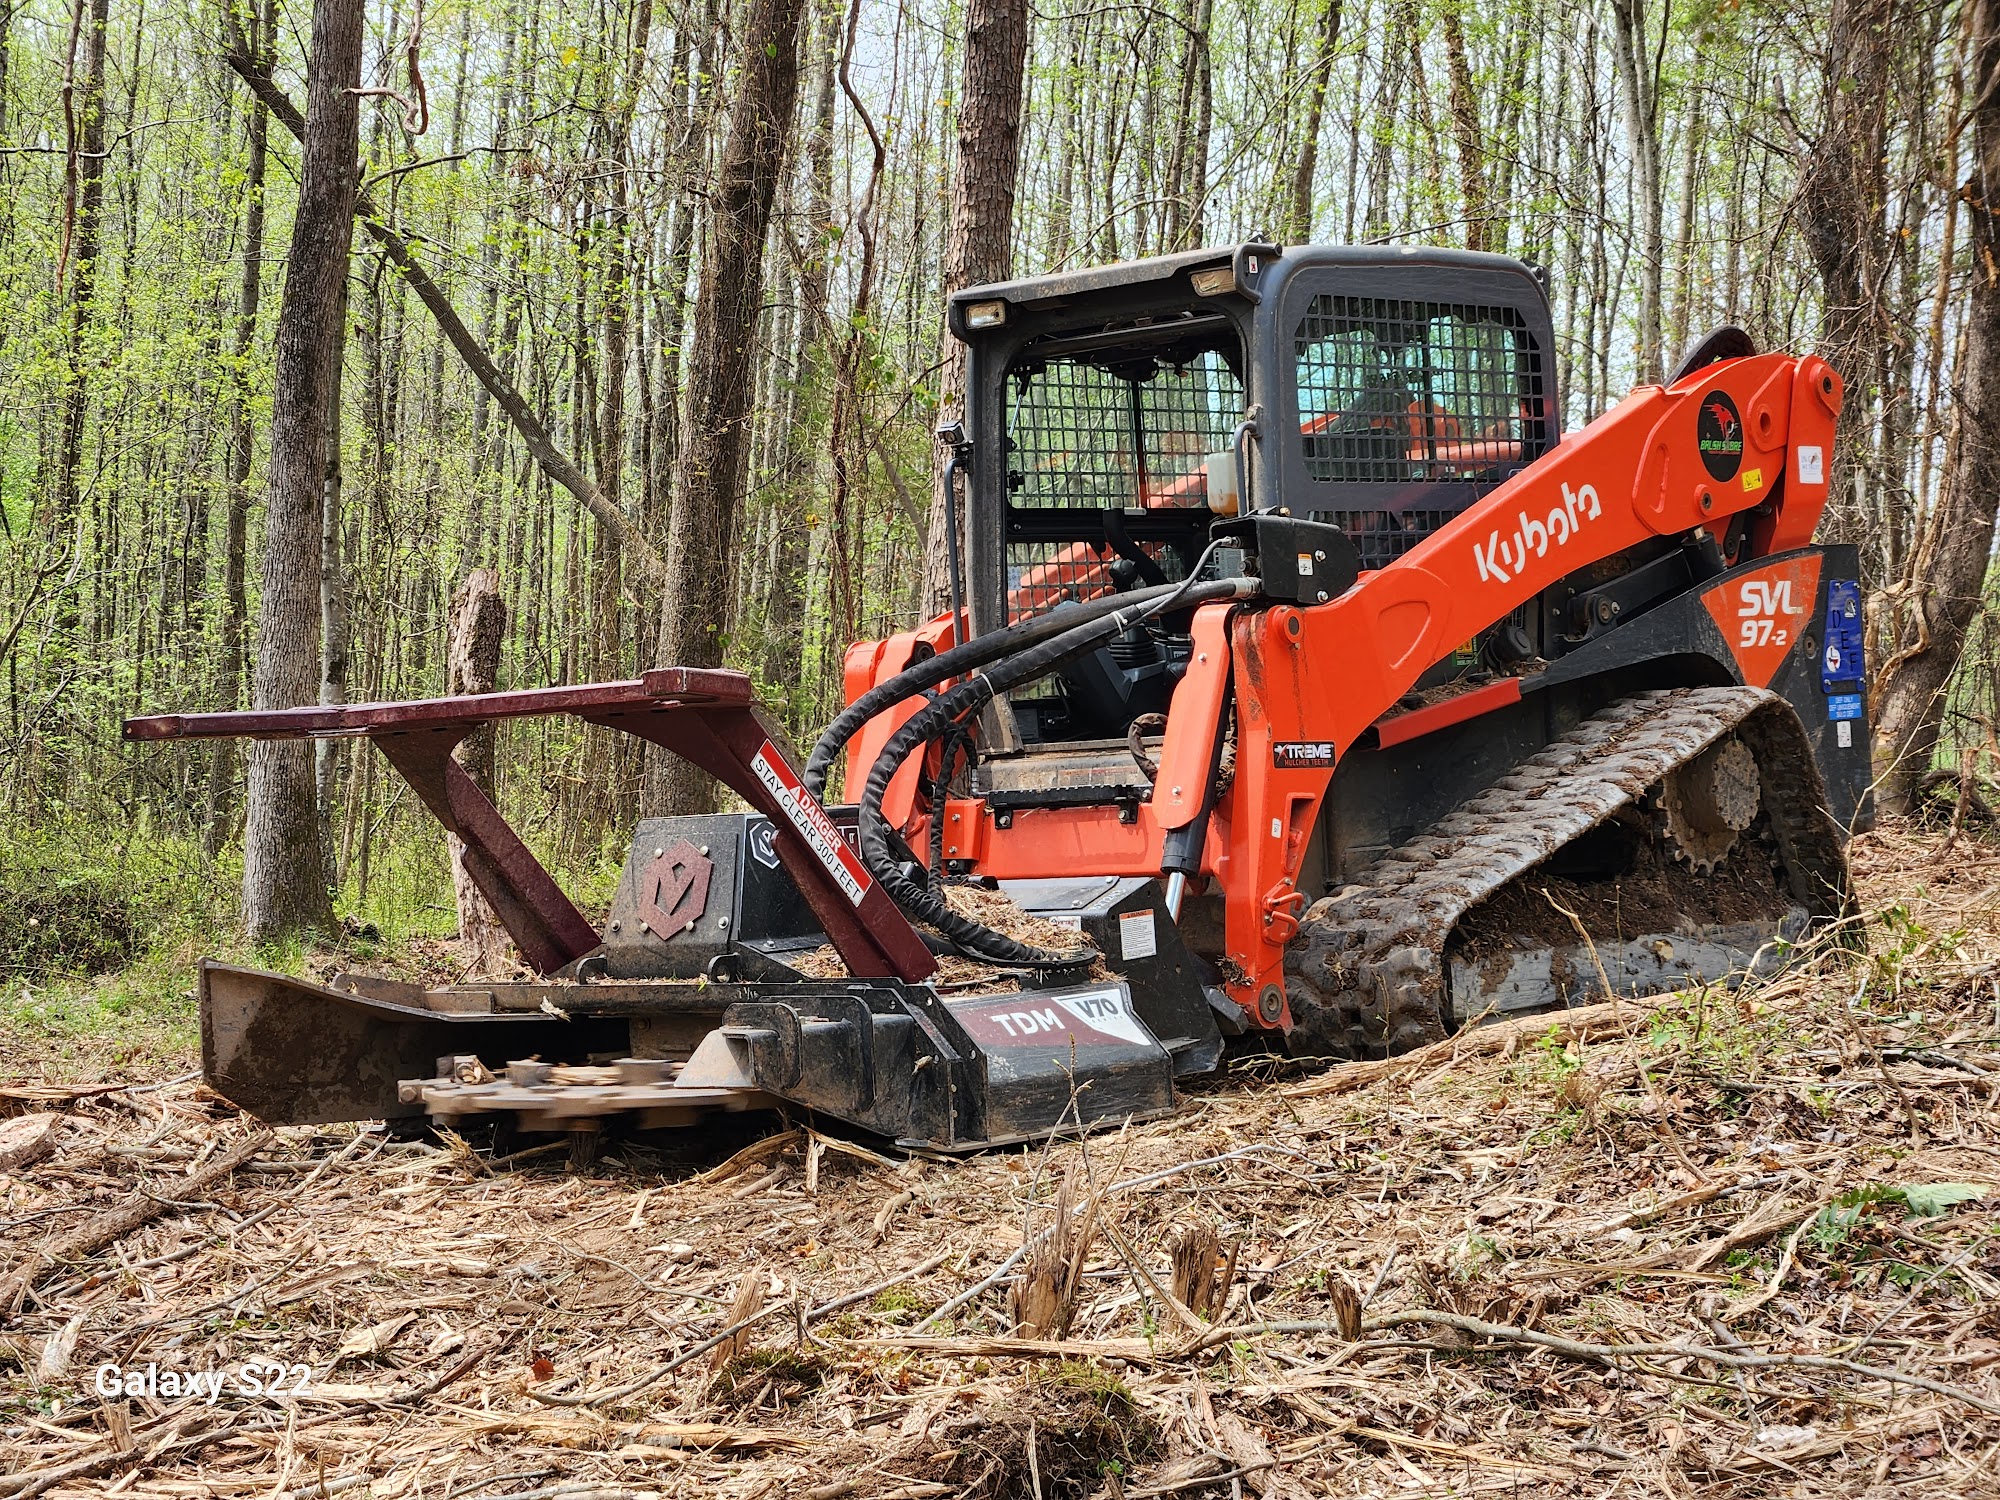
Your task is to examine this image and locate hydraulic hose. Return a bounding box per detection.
[858,569,1252,969]
[803,578,1191,799]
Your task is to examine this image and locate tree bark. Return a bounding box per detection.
[1607,0,1664,383]
[922,0,1030,619]
[48,0,111,559]
[1439,4,1489,252]
[1872,0,2000,814]
[1797,0,1898,545]
[205,0,274,856]
[447,569,512,974]
[1285,0,1343,244]
[242,0,363,943]
[650,0,805,815]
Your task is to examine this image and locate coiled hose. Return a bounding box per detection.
[856,572,1250,970]
[802,579,1191,800]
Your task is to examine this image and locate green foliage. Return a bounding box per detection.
[1807,1182,1989,1254]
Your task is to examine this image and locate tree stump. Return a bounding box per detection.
[447,569,512,976]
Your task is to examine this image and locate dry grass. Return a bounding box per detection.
[2,823,1999,1497]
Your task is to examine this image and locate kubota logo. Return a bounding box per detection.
[1472,480,1602,585]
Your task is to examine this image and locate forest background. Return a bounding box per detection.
[0,0,1989,1037]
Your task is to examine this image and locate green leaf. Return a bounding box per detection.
[1896,1183,1989,1217]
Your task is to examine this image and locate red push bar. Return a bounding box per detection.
[124,671,937,986]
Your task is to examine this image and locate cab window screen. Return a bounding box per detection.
[1006,350,1241,511]
[1294,295,1542,485]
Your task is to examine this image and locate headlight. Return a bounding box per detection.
[1189,267,1237,297]
[964,299,1008,328]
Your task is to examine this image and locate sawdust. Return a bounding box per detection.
[1,823,1998,1496]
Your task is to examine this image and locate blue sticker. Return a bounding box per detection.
[1827,693,1862,722]
[1822,579,1864,693]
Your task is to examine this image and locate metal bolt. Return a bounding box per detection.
[610,921,622,933]
[718,917,730,930]
[1197,652,1208,664]
[1171,786,1183,798]
[1699,491,1713,513]
[1316,591,1328,602]
[699,845,710,856]
[1315,550,1325,560]
[652,847,664,859]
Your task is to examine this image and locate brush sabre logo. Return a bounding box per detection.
[1698,389,1744,481]
[1471,480,1602,585]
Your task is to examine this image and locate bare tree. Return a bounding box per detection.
[1607,0,1664,383]
[922,0,1030,619]
[47,0,111,553]
[1285,0,1343,244]
[447,570,511,973]
[1872,0,2000,813]
[242,0,364,941]
[651,0,806,814]
[1798,0,1898,540]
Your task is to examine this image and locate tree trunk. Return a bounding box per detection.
[48,0,111,561]
[650,0,805,815]
[759,0,838,729]
[1872,0,2000,814]
[205,0,274,856]
[1607,0,1664,383]
[447,569,512,974]
[1439,4,1489,252]
[922,0,1029,619]
[1797,0,1898,549]
[242,0,363,943]
[1285,0,1343,245]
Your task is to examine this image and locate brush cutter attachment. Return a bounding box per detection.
[127,672,1221,1150]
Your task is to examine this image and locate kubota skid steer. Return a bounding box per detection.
[127,243,1868,1151]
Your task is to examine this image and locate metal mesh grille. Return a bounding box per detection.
[1005,539,1187,623]
[1006,351,1240,511]
[1294,296,1543,487]
[1321,508,1465,571]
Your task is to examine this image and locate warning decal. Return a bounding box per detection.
[749,742,874,907]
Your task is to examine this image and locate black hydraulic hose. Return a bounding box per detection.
[858,571,1250,968]
[803,577,1189,798]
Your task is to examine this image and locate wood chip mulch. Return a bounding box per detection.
[3,823,1999,1497]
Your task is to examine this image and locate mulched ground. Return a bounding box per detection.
[2,823,1998,1497]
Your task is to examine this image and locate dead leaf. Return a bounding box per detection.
[37,1311,84,1382]
[335,1312,415,1363]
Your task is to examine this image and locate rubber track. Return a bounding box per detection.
[1284,687,1852,1059]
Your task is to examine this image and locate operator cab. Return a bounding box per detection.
[950,243,1558,762]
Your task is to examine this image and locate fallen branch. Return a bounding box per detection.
[223,53,666,587]
[0,1130,271,1321]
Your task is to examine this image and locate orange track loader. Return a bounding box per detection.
[127,243,1865,1150]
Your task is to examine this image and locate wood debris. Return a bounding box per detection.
[0,824,1997,1495]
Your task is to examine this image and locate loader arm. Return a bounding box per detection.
[910,350,1844,1022]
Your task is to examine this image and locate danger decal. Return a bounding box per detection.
[1701,554,1823,690]
[1471,481,1602,586]
[749,742,874,906]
